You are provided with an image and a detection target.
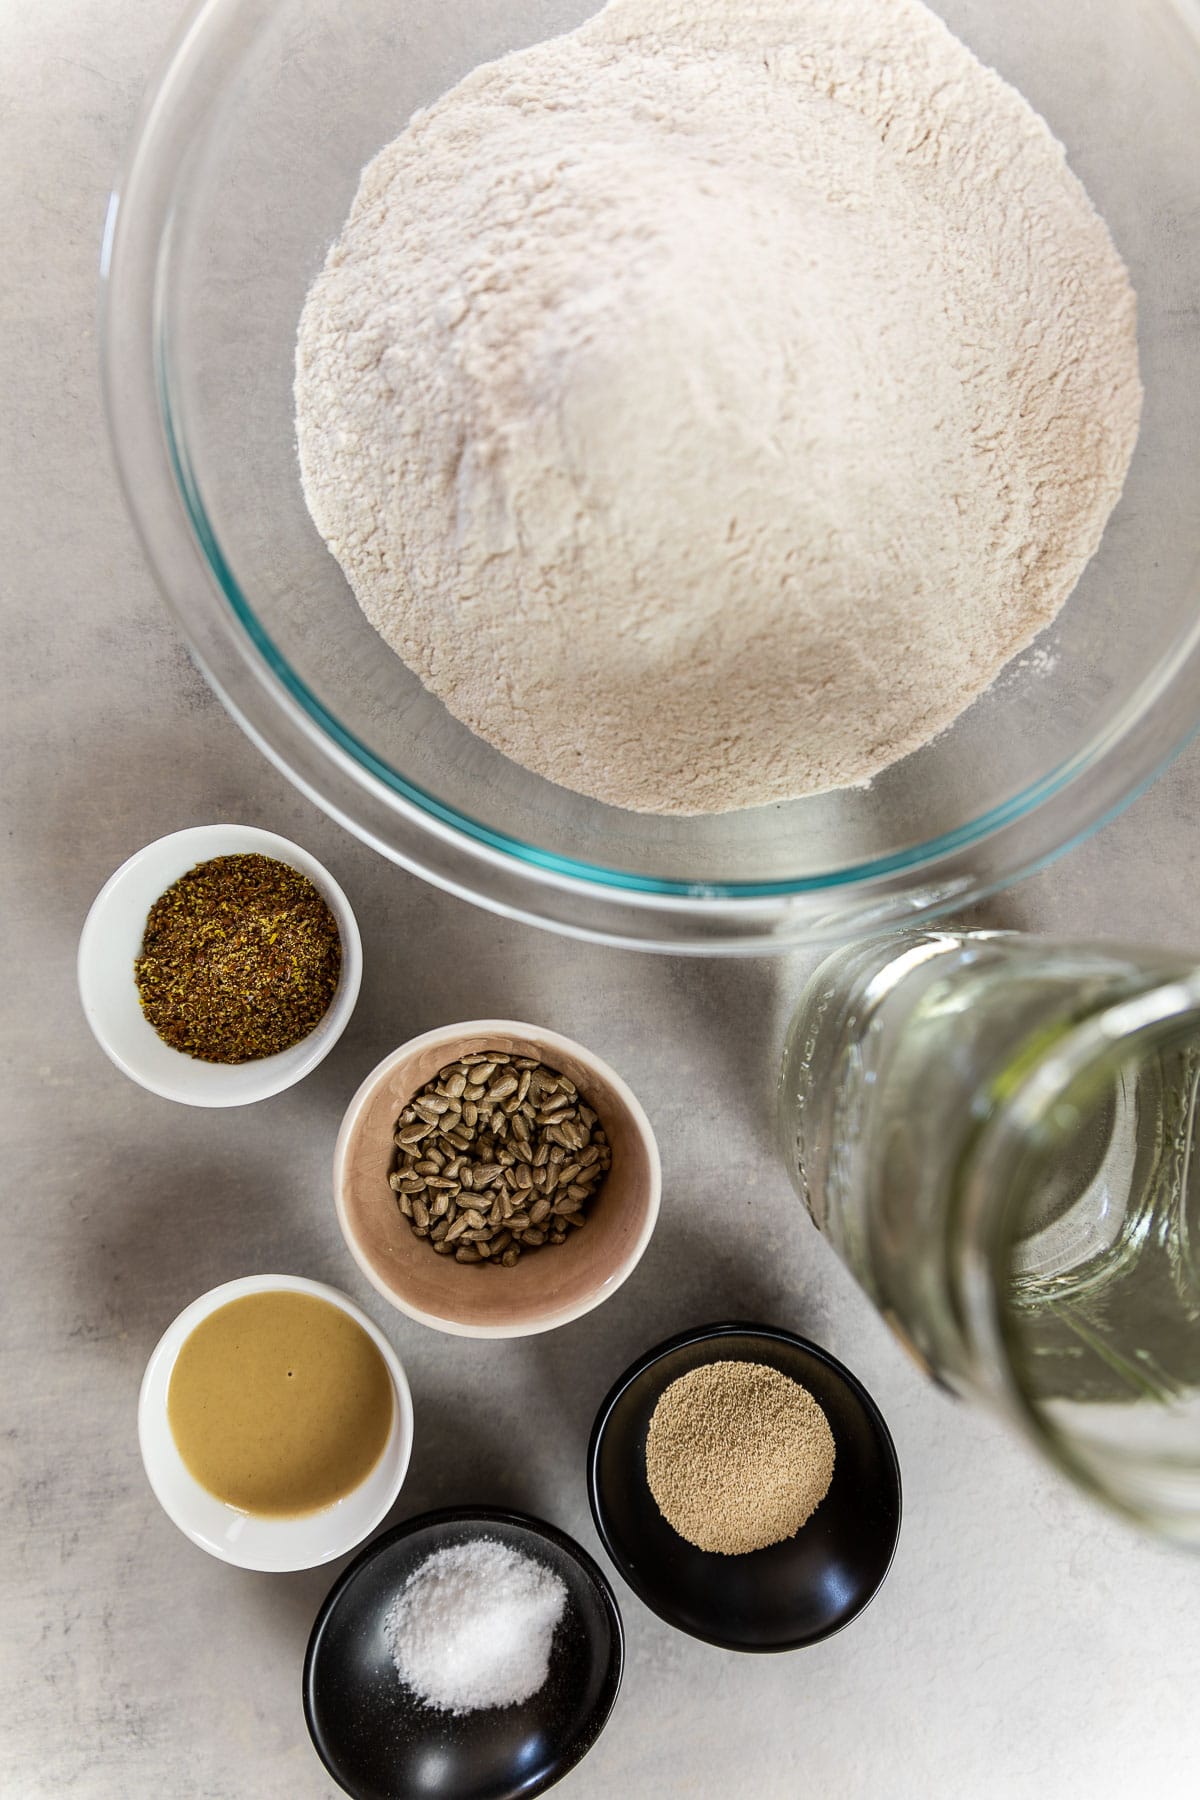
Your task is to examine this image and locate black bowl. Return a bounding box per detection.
[587,1323,901,1652]
[303,1507,623,1800]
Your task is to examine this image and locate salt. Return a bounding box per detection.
[384,1538,568,1715]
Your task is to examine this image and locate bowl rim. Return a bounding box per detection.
[586,1319,903,1653]
[333,1020,662,1339]
[99,0,1200,950]
[137,1271,415,1571]
[302,1503,625,1800]
[77,822,363,1106]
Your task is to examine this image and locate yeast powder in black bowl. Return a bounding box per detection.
[587,1323,902,1652]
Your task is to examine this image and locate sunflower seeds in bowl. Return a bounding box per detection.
[388,1054,612,1265]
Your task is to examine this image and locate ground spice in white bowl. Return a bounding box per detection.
[645,1361,836,1554]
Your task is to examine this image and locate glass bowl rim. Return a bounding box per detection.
[99,0,1200,948]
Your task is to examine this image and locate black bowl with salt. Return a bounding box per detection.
[304,1507,623,1800]
[587,1321,902,1652]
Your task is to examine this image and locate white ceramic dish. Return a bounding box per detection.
[334,1021,661,1339]
[78,823,362,1106]
[138,1273,414,1572]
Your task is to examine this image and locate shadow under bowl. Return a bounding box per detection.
[587,1322,902,1652]
[303,1507,623,1800]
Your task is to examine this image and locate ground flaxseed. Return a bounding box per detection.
[645,1360,835,1555]
[134,853,341,1063]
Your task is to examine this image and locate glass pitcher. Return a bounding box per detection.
[779,930,1200,1545]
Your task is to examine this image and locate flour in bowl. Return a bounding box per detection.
[295,0,1141,815]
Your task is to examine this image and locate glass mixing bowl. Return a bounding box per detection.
[101,0,1200,951]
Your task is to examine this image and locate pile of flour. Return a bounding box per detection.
[295,0,1141,816]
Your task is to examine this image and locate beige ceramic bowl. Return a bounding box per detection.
[334,1022,661,1338]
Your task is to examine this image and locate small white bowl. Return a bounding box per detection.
[78,824,362,1106]
[138,1274,414,1572]
[334,1021,661,1339]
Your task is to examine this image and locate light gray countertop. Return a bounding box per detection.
[3,3,1197,1796]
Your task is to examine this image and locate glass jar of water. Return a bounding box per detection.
[779,930,1200,1544]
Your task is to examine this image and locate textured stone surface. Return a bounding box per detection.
[2,3,1198,1795]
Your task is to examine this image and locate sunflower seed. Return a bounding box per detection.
[391,1051,608,1266]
